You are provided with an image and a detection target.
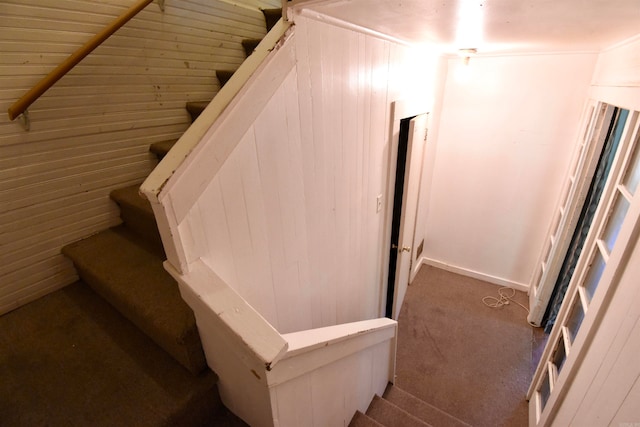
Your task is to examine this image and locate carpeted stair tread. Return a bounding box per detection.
[241,38,261,57]
[216,69,235,88]
[186,100,209,122]
[149,139,177,160]
[384,385,471,427]
[366,395,431,427]
[350,411,385,427]
[0,282,223,426]
[62,226,206,374]
[110,184,164,255]
[262,8,282,32]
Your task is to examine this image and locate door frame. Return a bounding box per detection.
[527,102,614,326]
[380,99,429,319]
[528,107,640,426]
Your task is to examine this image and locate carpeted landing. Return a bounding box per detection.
[0,281,244,426]
[394,265,542,427]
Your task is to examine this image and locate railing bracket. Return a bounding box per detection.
[20,110,31,131]
[158,0,165,12]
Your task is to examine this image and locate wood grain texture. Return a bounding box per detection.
[167,16,437,334]
[167,260,288,368]
[150,16,438,427]
[270,334,394,427]
[0,0,276,314]
[7,0,154,120]
[169,258,396,427]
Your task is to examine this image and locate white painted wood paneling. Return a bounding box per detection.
[141,19,295,279]
[168,259,284,427]
[273,342,392,426]
[424,53,598,289]
[269,318,395,427]
[0,0,275,314]
[170,258,396,427]
[140,13,438,427]
[609,376,640,426]
[172,16,439,333]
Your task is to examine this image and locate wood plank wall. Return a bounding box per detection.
[0,0,278,314]
[187,16,436,333]
[271,339,393,426]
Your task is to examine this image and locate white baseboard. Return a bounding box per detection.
[417,257,529,293]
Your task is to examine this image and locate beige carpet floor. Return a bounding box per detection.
[396,265,544,427]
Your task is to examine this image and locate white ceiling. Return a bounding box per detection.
[297,0,640,54]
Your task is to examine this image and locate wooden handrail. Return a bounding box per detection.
[7,0,154,121]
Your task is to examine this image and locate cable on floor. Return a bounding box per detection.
[482,287,529,313]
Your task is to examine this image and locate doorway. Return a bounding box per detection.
[385,117,413,318]
[527,103,630,327]
[384,111,429,319]
[543,107,629,331]
[528,106,640,426]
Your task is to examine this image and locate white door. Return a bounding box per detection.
[528,108,639,426]
[527,102,613,326]
[391,113,428,320]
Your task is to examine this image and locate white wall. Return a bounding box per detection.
[592,35,640,88]
[590,35,640,111]
[0,0,277,314]
[422,53,597,288]
[411,57,448,281]
[175,15,442,333]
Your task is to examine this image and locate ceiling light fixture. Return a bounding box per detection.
[458,48,478,65]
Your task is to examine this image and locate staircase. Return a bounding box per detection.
[48,8,281,425]
[350,385,472,427]
[153,7,283,155]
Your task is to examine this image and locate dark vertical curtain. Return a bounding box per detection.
[543,108,629,333]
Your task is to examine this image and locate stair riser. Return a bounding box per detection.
[186,101,208,122]
[241,39,261,57]
[166,389,223,425]
[118,203,165,256]
[216,70,234,88]
[62,227,207,375]
[383,385,471,427]
[262,9,282,32]
[351,411,385,427]
[366,395,430,427]
[149,140,177,160]
[70,262,204,375]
